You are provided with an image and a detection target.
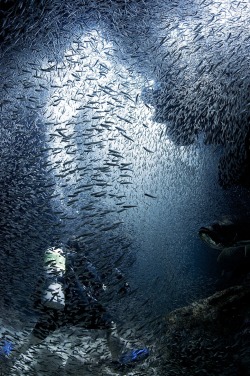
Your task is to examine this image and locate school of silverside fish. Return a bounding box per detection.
[0,0,249,375]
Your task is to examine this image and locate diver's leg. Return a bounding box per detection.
[106,321,126,361]
[15,309,61,356]
[74,303,126,361]
[105,319,150,365]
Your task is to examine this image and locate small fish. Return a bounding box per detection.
[144,193,157,199]
[116,126,126,133]
[121,133,134,142]
[117,115,132,124]
[40,65,57,72]
[120,162,133,167]
[67,199,78,206]
[143,146,154,153]
[119,181,133,185]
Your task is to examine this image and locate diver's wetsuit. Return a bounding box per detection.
[32,251,113,341]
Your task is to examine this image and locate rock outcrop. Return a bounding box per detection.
[160,279,250,376]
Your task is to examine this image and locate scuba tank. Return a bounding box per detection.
[41,247,66,310]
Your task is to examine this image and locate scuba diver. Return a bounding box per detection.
[14,240,149,367]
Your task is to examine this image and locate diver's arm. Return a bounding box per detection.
[66,252,104,297]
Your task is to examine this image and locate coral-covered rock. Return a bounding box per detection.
[160,283,250,375]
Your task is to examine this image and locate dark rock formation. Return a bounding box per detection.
[160,281,250,375]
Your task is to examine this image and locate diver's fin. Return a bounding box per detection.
[119,348,149,365]
[244,245,250,257]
